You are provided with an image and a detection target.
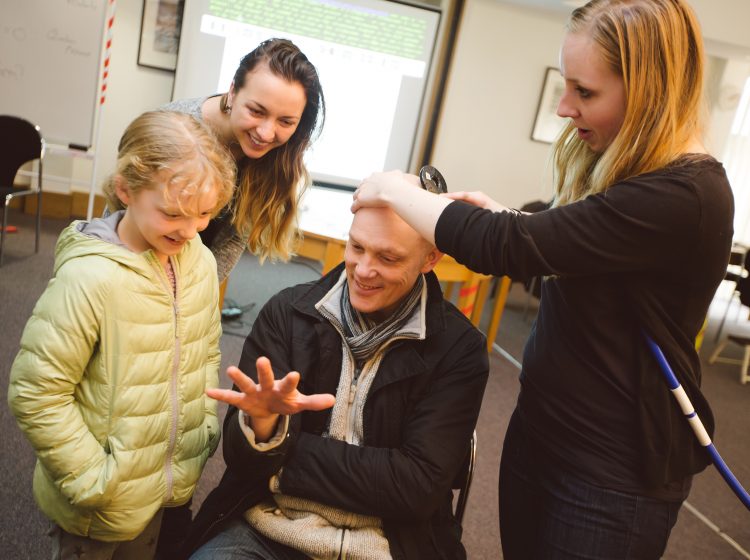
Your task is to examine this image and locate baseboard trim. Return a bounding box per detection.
[22,190,107,220]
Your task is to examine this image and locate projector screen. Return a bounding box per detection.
[172,0,441,189]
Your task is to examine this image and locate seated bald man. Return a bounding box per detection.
[183,207,489,560]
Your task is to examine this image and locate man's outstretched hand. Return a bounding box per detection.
[206,356,335,441]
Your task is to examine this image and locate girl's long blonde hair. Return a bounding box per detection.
[553,0,706,207]
[221,38,325,262]
[103,111,235,215]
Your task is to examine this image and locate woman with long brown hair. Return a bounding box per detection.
[165,37,325,281]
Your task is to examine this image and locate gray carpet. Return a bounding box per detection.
[1,208,748,559]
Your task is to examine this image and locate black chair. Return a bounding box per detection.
[453,430,477,526]
[713,244,750,344]
[708,266,750,385]
[708,333,750,385]
[0,115,45,267]
[519,199,551,321]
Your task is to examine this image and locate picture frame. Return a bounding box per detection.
[137,0,184,71]
[530,67,568,144]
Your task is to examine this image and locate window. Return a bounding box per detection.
[722,75,750,243]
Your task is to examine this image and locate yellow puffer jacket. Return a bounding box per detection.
[8,217,221,541]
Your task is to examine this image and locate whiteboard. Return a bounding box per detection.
[0,0,107,148]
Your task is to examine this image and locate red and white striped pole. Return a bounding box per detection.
[99,4,115,107]
[86,0,116,221]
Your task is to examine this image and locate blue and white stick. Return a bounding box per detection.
[644,335,750,510]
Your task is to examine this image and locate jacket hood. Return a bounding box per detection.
[54,211,201,279]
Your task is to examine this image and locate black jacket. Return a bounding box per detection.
[181,265,489,559]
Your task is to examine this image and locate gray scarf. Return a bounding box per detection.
[339,275,425,365]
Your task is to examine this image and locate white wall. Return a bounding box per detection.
[691,0,750,50]
[432,1,565,208]
[432,0,750,210]
[47,0,750,212]
[60,0,174,197]
[91,0,175,186]
[705,56,750,158]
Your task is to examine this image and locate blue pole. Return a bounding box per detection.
[644,335,750,511]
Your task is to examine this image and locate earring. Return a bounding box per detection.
[223,104,232,115]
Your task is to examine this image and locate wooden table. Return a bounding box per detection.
[297,230,347,276]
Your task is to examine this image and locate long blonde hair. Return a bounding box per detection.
[103,111,235,216]
[553,0,706,207]
[222,38,325,262]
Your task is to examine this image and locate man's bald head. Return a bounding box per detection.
[353,207,435,254]
[345,207,442,321]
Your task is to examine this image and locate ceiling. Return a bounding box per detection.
[495,0,586,15]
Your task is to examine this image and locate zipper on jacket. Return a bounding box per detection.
[163,299,180,503]
[150,255,181,504]
[317,299,421,443]
[345,365,362,443]
[319,304,417,444]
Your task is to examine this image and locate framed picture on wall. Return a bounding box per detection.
[530,67,568,144]
[138,0,185,71]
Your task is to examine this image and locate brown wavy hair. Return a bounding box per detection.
[220,38,325,262]
[553,0,706,207]
[103,110,235,216]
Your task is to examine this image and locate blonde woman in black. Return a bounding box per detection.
[353,1,734,557]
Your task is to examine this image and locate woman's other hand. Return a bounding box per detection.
[443,191,509,213]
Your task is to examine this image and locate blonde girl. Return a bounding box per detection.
[9,110,235,560]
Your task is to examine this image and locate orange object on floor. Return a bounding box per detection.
[1,225,18,233]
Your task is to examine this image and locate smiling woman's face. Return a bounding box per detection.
[556,32,627,153]
[227,63,307,159]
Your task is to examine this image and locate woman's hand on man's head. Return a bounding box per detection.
[352,170,421,213]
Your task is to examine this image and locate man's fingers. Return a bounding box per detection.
[221,359,334,416]
[298,393,336,411]
[256,357,276,390]
[226,366,257,394]
[206,387,244,406]
[276,371,301,393]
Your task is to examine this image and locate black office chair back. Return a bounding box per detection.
[0,115,44,266]
[0,116,43,188]
[713,245,750,343]
[737,274,750,307]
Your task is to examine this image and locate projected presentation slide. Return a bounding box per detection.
[173,0,441,188]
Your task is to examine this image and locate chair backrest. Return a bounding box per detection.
[453,430,477,526]
[728,245,750,307]
[0,115,43,188]
[433,255,492,324]
[519,200,551,300]
[738,275,750,308]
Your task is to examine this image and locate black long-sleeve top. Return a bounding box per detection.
[435,157,734,497]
